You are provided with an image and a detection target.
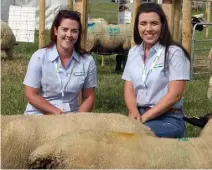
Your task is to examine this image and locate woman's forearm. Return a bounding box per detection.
[27,94,62,115]
[124,81,140,117]
[142,80,185,123]
[78,88,95,112]
[78,96,95,112]
[142,93,181,121]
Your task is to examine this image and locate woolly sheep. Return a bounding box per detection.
[1,113,154,169]
[207,48,212,100]
[0,20,16,59]
[86,18,131,71]
[86,18,131,53]
[28,119,212,169]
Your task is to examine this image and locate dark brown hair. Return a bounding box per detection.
[45,9,88,55]
[134,3,190,61]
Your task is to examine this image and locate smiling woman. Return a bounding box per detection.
[23,10,97,115]
[122,3,191,138]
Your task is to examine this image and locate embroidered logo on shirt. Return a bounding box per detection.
[154,64,163,68]
[73,72,85,76]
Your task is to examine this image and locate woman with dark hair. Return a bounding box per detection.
[122,3,190,138]
[24,10,97,115]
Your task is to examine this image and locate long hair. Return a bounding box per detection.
[45,9,88,55]
[133,3,190,61]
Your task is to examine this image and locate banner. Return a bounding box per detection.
[8,5,36,42]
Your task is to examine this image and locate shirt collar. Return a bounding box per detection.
[140,41,161,54]
[48,44,80,62]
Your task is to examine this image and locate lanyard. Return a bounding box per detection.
[141,46,164,84]
[54,59,75,97]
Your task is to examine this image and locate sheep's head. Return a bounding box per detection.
[191,14,207,32]
[183,113,212,128]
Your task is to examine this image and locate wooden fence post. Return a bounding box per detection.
[39,0,45,48]
[74,0,88,105]
[182,0,192,55]
[205,1,211,39]
[162,0,174,35]
[131,0,141,47]
[173,0,181,42]
[67,0,73,10]
[74,0,88,49]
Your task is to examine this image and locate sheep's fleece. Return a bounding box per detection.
[29,120,212,169]
[1,113,154,169]
[86,18,131,53]
[0,20,16,59]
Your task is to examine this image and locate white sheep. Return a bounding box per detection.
[0,20,17,59]
[1,113,154,169]
[86,18,131,71]
[87,18,131,52]
[28,119,212,169]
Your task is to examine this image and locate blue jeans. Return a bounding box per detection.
[138,108,185,138]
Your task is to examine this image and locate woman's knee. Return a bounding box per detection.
[144,119,185,138]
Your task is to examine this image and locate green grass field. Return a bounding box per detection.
[1,0,212,137]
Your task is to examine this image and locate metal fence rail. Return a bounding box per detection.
[191,23,212,79]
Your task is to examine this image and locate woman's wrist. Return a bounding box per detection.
[54,108,63,115]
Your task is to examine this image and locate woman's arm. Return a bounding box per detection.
[78,88,95,112]
[141,46,190,123]
[124,80,141,120]
[24,86,62,115]
[141,80,186,123]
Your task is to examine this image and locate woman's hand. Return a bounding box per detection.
[79,88,96,112]
[129,111,141,120]
[24,85,63,115]
[124,81,141,120]
[141,114,148,123]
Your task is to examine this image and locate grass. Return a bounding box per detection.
[1,0,212,137]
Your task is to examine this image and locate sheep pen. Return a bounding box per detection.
[0,20,17,59]
[28,119,212,169]
[1,113,154,169]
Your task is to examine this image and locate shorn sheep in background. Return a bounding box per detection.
[28,114,212,169]
[86,18,131,72]
[0,20,17,59]
[1,113,154,169]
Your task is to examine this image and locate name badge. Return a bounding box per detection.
[73,72,85,76]
[154,64,163,68]
[58,103,71,112]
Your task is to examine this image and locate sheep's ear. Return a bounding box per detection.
[183,116,207,128]
[28,156,60,169]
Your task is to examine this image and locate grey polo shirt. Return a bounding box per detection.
[122,42,190,109]
[24,45,97,115]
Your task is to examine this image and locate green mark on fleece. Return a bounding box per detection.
[87,22,96,31]
[107,27,120,36]
[177,137,189,142]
